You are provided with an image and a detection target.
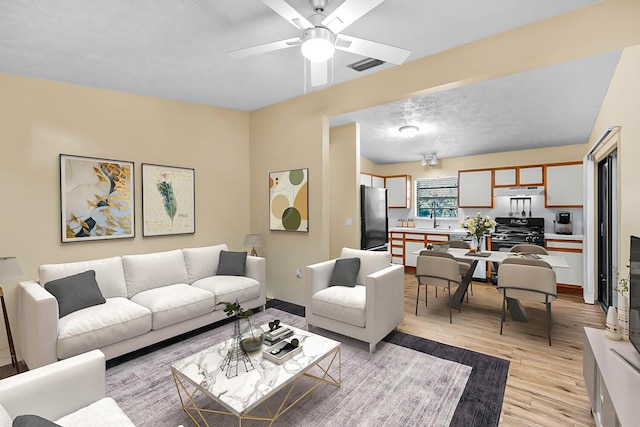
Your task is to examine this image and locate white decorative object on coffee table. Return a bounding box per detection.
[171,324,341,426]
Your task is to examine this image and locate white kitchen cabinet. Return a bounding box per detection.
[386,175,411,208]
[458,169,493,208]
[518,166,544,185]
[545,162,583,207]
[494,168,516,186]
[360,173,372,187]
[545,238,583,287]
[371,175,385,188]
[390,232,405,265]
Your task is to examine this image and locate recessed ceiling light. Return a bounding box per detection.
[399,125,419,136]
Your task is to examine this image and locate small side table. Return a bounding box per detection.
[0,287,19,374]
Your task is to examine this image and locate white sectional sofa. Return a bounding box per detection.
[18,244,266,369]
[0,350,135,427]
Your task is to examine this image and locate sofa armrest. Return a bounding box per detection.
[305,259,336,307]
[245,256,266,304]
[365,264,405,337]
[0,350,106,421]
[17,281,59,370]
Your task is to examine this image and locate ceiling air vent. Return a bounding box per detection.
[347,57,385,72]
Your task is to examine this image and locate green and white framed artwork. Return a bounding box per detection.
[269,168,308,232]
[142,163,195,236]
[60,154,135,242]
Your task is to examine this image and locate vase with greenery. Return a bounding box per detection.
[461,213,497,253]
[218,300,265,352]
[613,263,630,340]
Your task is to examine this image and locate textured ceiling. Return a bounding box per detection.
[1,0,614,164]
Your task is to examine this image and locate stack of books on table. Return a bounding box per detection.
[264,325,293,345]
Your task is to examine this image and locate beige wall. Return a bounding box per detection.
[330,123,360,259]
[251,0,640,306]
[587,44,640,284]
[0,73,250,365]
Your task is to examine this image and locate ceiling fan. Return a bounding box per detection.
[227,0,411,87]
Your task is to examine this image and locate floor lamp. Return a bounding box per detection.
[0,257,24,374]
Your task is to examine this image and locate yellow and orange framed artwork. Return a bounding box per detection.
[269,169,308,232]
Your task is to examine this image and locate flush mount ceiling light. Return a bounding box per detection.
[399,125,419,137]
[301,27,335,62]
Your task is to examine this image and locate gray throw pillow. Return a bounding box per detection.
[13,414,62,427]
[329,257,361,287]
[44,270,106,318]
[217,250,248,276]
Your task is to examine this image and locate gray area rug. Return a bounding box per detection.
[106,308,473,426]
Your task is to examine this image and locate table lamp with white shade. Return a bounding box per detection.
[243,234,264,257]
[0,256,24,373]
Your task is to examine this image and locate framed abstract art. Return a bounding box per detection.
[142,163,195,236]
[269,168,308,232]
[60,154,135,242]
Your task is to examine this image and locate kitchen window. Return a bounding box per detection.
[416,177,458,218]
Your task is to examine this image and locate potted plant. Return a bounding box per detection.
[217,301,264,352]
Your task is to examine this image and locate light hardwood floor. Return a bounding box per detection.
[399,273,604,427]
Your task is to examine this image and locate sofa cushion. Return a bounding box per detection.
[44,270,106,318]
[38,257,127,299]
[130,284,216,330]
[183,244,228,283]
[12,415,60,427]
[57,298,151,360]
[329,258,360,287]
[217,251,247,276]
[54,397,135,427]
[192,275,261,306]
[340,248,391,286]
[123,249,189,297]
[0,404,11,427]
[311,285,366,328]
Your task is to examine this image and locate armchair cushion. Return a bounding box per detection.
[217,251,247,276]
[44,270,106,318]
[311,285,366,327]
[329,258,360,287]
[340,248,390,285]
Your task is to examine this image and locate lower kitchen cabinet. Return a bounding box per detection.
[389,230,457,267]
[545,238,583,288]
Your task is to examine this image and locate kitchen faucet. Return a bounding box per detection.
[431,211,438,228]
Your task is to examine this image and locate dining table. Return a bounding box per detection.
[415,247,570,321]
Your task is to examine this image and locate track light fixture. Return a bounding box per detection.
[420,153,439,167]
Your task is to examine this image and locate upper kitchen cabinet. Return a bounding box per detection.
[518,166,544,185]
[458,169,493,208]
[360,173,385,188]
[545,162,583,207]
[386,175,412,208]
[493,165,543,187]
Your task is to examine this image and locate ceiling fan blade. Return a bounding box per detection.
[335,34,410,65]
[261,0,314,30]
[321,0,384,34]
[227,37,301,58]
[310,60,328,87]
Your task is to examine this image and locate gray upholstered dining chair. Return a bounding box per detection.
[415,251,462,323]
[447,240,474,296]
[509,244,549,255]
[497,258,557,345]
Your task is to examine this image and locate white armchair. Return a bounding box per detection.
[305,248,405,353]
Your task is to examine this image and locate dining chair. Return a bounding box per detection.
[497,259,557,345]
[509,244,549,255]
[415,251,462,323]
[447,240,474,296]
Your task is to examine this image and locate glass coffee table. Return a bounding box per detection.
[171,324,341,426]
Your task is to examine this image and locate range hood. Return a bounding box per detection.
[493,186,545,196]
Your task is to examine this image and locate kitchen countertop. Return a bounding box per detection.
[389,227,467,235]
[545,233,584,240]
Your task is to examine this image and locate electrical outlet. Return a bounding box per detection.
[296,269,303,279]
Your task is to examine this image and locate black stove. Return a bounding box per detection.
[490,217,545,251]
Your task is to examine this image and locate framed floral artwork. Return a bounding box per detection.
[269,168,308,232]
[142,163,195,236]
[60,154,135,242]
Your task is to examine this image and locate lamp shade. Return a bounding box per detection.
[243,234,264,248]
[0,257,24,282]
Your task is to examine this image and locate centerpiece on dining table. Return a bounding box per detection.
[461,212,497,254]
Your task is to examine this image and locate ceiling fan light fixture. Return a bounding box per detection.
[301,27,335,62]
[399,125,419,137]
